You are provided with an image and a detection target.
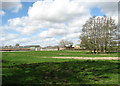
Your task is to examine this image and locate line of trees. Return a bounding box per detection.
[80,16,118,54]
[4,43,20,48]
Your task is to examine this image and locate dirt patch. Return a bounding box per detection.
[51,57,119,60]
[59,54,70,55]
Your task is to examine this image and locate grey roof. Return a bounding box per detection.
[25,45,40,47]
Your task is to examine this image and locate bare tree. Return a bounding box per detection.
[59,40,73,49]
[15,43,20,47]
[80,16,118,54]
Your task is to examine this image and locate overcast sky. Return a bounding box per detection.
[0,0,118,47]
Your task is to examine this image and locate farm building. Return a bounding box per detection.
[74,45,80,49]
[0,45,41,51]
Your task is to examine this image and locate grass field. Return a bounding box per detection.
[2,51,120,85]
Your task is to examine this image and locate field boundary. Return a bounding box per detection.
[52,57,119,60]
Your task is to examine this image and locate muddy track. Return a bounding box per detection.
[52,57,119,60]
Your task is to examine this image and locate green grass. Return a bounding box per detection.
[2,51,120,85]
[2,51,118,66]
[2,50,119,58]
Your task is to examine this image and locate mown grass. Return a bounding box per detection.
[2,51,118,66]
[2,50,119,58]
[2,51,120,85]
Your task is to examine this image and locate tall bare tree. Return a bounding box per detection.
[80,16,118,54]
[59,40,73,49]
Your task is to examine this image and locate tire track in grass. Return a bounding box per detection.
[51,57,119,60]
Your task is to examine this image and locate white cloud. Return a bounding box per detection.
[28,0,89,23]
[0,10,5,16]
[73,0,119,2]
[63,32,81,39]
[38,28,68,38]
[7,16,69,36]
[2,0,22,13]
[97,2,118,24]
